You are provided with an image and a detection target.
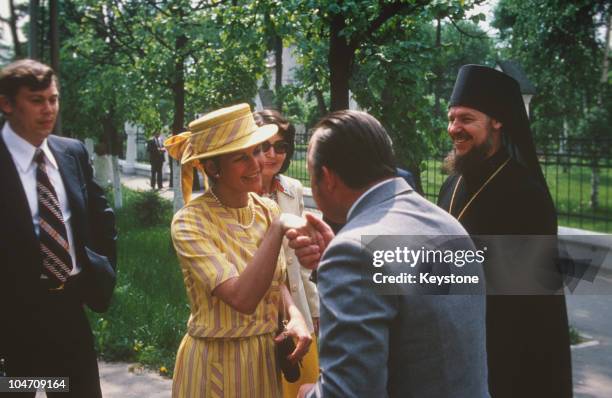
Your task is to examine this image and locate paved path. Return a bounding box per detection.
[120,174,175,200]
[98,361,172,398]
[567,267,612,398]
[34,361,172,398]
[88,174,611,397]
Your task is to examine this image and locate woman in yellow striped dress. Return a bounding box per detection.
[165,104,313,398]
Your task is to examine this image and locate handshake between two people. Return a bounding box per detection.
[279,213,335,271]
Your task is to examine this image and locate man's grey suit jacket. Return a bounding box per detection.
[308,178,489,398]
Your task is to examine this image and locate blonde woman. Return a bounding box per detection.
[254,110,320,398]
[165,104,312,397]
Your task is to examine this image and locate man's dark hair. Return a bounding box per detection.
[253,109,295,174]
[311,110,396,189]
[0,59,57,103]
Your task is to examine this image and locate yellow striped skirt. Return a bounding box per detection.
[172,332,281,398]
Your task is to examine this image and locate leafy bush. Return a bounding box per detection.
[128,190,173,227]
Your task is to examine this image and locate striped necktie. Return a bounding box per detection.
[34,149,72,284]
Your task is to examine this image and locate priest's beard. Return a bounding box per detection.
[443,126,496,175]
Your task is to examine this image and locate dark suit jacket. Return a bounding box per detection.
[0,132,117,369]
[147,137,165,165]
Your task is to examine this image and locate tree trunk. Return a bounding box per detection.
[172,159,183,213]
[111,155,122,209]
[28,0,40,59]
[329,14,352,111]
[561,119,569,173]
[171,36,187,136]
[50,0,61,134]
[433,17,442,119]
[314,88,328,118]
[50,0,59,73]
[171,34,187,210]
[590,13,610,210]
[590,164,599,210]
[102,111,123,209]
[274,34,283,109]
[600,14,611,87]
[8,0,22,58]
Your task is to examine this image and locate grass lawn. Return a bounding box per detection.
[87,189,188,378]
[542,161,612,232]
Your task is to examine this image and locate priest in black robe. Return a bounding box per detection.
[438,65,572,398]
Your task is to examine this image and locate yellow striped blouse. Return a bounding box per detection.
[171,191,286,338]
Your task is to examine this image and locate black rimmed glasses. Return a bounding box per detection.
[261,140,290,154]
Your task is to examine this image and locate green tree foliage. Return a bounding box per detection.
[266,0,493,185]
[493,0,611,211]
[352,15,494,183]
[58,2,138,155]
[60,0,269,142]
[492,0,610,144]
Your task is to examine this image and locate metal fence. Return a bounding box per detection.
[286,133,612,233]
[539,138,611,233]
[285,130,310,185]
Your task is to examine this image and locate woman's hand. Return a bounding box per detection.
[275,284,313,363]
[274,314,312,363]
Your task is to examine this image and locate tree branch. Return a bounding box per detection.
[192,0,232,11]
[350,0,431,50]
[141,22,174,51]
[104,1,147,57]
[110,0,148,47]
[73,46,127,67]
[145,0,172,17]
[448,16,488,39]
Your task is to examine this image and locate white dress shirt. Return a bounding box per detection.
[2,122,80,275]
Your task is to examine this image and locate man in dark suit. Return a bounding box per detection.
[0,59,117,397]
[147,131,166,189]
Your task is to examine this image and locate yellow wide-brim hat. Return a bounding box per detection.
[164,103,278,203]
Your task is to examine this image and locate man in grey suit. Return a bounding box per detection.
[288,110,489,398]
